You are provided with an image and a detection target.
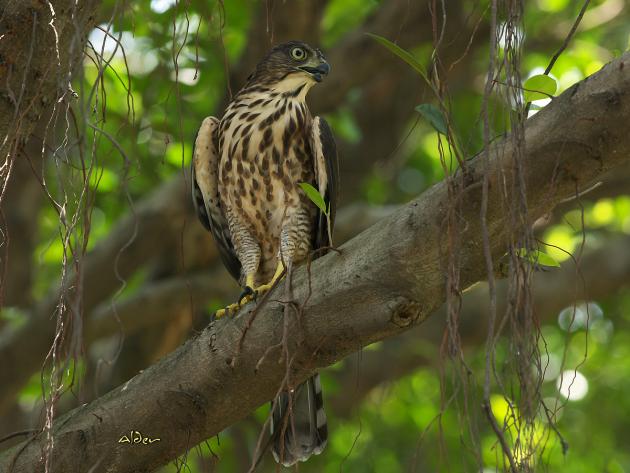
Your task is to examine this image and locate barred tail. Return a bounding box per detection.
[270,373,328,466]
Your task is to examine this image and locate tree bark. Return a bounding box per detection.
[330,232,630,417]
[0,0,99,159]
[0,0,100,413]
[1,51,629,473]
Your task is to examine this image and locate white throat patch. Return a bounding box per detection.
[272,73,315,100]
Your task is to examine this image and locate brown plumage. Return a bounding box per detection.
[192,41,338,466]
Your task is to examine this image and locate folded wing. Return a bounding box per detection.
[192,116,241,281]
[310,116,339,250]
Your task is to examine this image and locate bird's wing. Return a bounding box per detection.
[192,116,242,281]
[310,116,339,250]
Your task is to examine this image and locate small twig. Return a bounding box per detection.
[524,0,591,115]
[545,0,591,76]
[482,401,519,473]
[229,268,286,369]
[0,430,38,445]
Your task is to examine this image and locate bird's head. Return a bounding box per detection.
[248,41,330,90]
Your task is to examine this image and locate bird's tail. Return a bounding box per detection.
[270,373,328,466]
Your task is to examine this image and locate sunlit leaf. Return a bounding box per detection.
[415,104,448,134]
[516,248,561,267]
[299,182,328,215]
[523,74,557,102]
[366,33,429,82]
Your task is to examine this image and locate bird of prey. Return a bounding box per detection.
[191,41,338,466]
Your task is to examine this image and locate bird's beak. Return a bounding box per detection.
[298,60,330,83]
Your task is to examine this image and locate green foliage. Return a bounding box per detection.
[366,33,430,83]
[323,108,362,144]
[415,104,448,135]
[523,74,558,102]
[16,1,630,472]
[299,182,328,215]
[516,248,561,267]
[0,307,28,330]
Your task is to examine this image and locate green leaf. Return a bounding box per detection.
[523,74,557,102]
[299,183,328,215]
[415,104,448,134]
[366,33,429,82]
[516,248,561,267]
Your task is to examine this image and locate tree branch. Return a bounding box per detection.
[0,176,196,414]
[330,231,630,417]
[83,204,396,343]
[1,51,629,473]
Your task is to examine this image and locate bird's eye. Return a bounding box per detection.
[290,47,307,61]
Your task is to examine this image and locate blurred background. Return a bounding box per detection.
[1,0,630,471]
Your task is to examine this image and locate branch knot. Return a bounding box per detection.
[389,297,422,328]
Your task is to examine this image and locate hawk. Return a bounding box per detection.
[191,41,338,466]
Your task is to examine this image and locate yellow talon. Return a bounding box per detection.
[252,281,275,295]
[214,263,286,319]
[249,263,285,296]
[214,300,247,319]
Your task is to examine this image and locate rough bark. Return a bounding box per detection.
[0,0,99,158]
[84,204,395,343]
[1,51,629,473]
[331,232,630,417]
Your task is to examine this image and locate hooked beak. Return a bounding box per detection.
[298,61,330,82]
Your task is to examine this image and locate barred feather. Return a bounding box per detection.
[270,374,328,466]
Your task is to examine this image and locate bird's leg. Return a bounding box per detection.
[239,274,258,303]
[214,223,262,318]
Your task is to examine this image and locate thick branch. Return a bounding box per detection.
[330,232,630,417]
[2,52,629,473]
[83,204,396,343]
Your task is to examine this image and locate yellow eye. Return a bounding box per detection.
[290,47,307,61]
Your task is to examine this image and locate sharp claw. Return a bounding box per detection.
[215,280,281,319]
[238,286,255,304]
[215,300,244,319]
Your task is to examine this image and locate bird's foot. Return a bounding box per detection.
[215,267,285,318]
[214,302,239,319]
[237,283,273,305]
[238,286,256,304]
[215,283,268,318]
[250,281,275,296]
[244,263,285,299]
[214,297,252,319]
